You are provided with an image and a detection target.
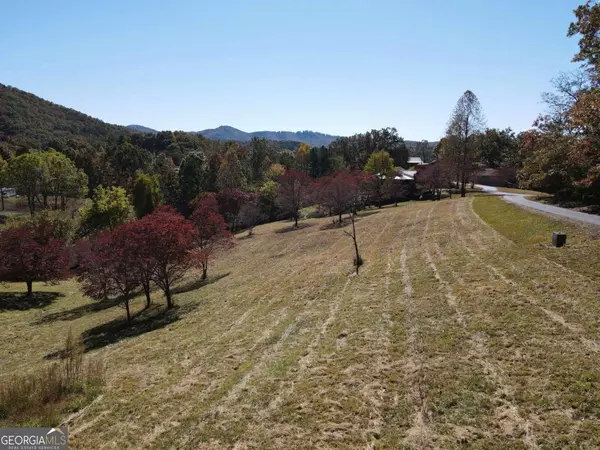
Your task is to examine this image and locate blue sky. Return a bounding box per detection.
[2,0,582,140]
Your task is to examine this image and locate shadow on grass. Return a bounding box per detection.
[0,291,64,312]
[320,219,351,231]
[172,272,230,295]
[46,302,200,357]
[275,223,312,234]
[34,296,124,324]
[357,210,382,217]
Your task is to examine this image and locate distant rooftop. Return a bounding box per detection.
[408,157,425,165]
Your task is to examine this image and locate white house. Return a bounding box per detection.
[408,157,425,166]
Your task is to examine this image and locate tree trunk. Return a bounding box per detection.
[338,212,343,224]
[294,215,298,227]
[26,280,33,297]
[54,195,58,210]
[165,282,173,309]
[125,299,131,323]
[201,264,208,280]
[1,191,4,210]
[143,281,151,309]
[351,217,360,275]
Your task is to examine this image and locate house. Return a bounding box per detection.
[474,168,517,187]
[408,157,426,166]
[395,167,416,181]
[0,188,16,197]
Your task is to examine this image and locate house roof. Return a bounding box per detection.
[408,157,424,165]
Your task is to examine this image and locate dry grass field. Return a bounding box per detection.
[2,195,600,448]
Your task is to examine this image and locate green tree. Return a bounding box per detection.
[479,128,519,168]
[258,179,279,221]
[79,185,133,235]
[43,150,88,210]
[0,156,7,210]
[364,151,395,207]
[178,152,206,208]
[249,137,269,183]
[217,148,246,190]
[133,173,163,218]
[8,152,44,215]
[364,150,395,175]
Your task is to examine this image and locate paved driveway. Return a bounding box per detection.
[475,185,600,227]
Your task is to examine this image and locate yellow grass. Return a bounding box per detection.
[1,197,600,448]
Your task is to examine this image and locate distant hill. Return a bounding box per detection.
[0,84,128,150]
[195,126,340,147]
[126,124,158,133]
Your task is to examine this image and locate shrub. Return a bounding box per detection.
[0,331,105,426]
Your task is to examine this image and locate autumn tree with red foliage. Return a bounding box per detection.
[138,205,196,308]
[190,194,233,280]
[118,220,156,308]
[77,230,140,322]
[0,220,70,296]
[215,188,250,232]
[276,170,311,227]
[314,170,359,224]
[416,161,454,200]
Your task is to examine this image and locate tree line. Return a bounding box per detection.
[432,1,600,204]
[0,131,414,319]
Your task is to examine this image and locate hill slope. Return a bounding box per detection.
[196,125,340,146]
[2,196,600,447]
[0,84,127,149]
[126,124,158,134]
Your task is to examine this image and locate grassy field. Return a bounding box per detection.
[1,195,600,448]
[496,187,546,196]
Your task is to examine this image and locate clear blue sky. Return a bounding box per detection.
[2,0,582,140]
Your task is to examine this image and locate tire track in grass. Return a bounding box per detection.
[459,198,600,354]
[147,210,396,447]
[86,227,352,449]
[400,208,436,449]
[257,212,397,421]
[426,201,539,449]
[364,212,414,449]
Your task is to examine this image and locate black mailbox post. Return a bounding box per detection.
[552,232,567,248]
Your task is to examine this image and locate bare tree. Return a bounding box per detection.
[445,90,486,197]
[343,211,362,275]
[540,70,590,134]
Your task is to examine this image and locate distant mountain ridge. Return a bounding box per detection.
[126,125,339,146]
[125,124,435,148]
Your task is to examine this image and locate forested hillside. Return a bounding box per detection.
[0,84,128,152]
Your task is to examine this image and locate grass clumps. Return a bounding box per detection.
[0,330,105,427]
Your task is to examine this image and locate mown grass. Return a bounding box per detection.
[496,187,546,196]
[1,199,600,448]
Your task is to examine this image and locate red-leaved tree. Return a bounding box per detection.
[313,170,358,224]
[118,220,157,308]
[215,188,250,232]
[138,205,196,308]
[190,194,233,280]
[77,230,140,322]
[0,220,70,296]
[276,170,311,227]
